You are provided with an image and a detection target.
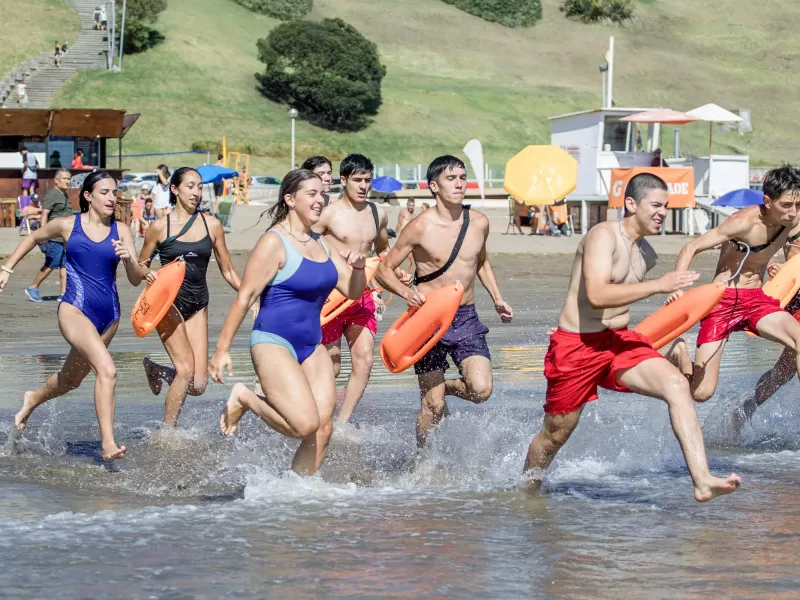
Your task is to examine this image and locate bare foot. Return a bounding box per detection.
[143,357,163,395]
[665,338,692,378]
[103,444,127,461]
[220,383,248,436]
[14,391,36,430]
[694,473,741,502]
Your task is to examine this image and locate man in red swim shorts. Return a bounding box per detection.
[667,165,800,405]
[524,173,740,502]
[314,154,411,425]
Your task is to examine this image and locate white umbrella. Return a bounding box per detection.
[686,103,743,152]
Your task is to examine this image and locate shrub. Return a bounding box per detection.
[440,0,542,28]
[232,0,312,20]
[560,0,633,24]
[120,0,167,54]
[255,18,386,132]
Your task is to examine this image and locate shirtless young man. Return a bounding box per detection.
[667,165,800,405]
[523,173,740,502]
[378,155,513,447]
[396,198,416,234]
[313,154,407,425]
[301,156,334,206]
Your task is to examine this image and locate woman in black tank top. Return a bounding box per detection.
[137,167,243,427]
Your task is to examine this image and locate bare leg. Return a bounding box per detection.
[687,338,727,402]
[16,304,125,460]
[325,337,343,378]
[444,356,493,403]
[751,346,796,409]
[294,345,337,474]
[755,311,800,380]
[416,370,450,448]
[150,307,193,426]
[618,358,740,501]
[29,267,52,289]
[523,409,583,493]
[334,325,375,425]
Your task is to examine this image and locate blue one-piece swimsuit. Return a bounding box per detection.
[59,215,121,334]
[251,230,338,363]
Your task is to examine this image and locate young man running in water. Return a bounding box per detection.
[667,166,800,404]
[523,173,740,502]
[313,154,406,425]
[378,155,513,447]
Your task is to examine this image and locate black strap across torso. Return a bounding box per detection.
[733,225,785,253]
[414,206,470,285]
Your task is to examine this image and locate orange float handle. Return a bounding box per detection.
[321,256,382,326]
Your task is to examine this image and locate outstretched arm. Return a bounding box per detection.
[674,211,753,273]
[0,217,72,291]
[475,221,512,322]
[584,227,698,309]
[210,218,241,291]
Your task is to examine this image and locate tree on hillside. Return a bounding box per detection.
[233,0,312,20]
[255,18,386,132]
[440,0,542,27]
[121,0,167,54]
[560,0,634,24]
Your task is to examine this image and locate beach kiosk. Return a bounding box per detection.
[549,107,749,233]
[0,108,139,226]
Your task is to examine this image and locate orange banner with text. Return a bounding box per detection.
[608,167,695,209]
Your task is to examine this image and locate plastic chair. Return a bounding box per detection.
[217,195,236,232]
[18,196,33,235]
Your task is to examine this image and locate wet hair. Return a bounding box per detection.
[624,173,668,217]
[79,170,115,213]
[339,154,373,179]
[426,155,466,198]
[267,169,321,228]
[763,164,800,202]
[301,155,332,172]
[168,167,200,206]
[157,164,170,183]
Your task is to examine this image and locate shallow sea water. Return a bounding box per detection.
[1,254,799,599]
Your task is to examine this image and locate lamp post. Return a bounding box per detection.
[288,107,298,171]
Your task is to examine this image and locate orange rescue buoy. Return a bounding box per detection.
[321,256,381,326]
[633,283,725,350]
[763,253,800,307]
[379,281,464,373]
[131,258,186,338]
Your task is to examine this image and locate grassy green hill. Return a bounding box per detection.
[53,0,800,174]
[2,0,80,76]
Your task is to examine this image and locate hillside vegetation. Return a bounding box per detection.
[2,0,80,77]
[53,0,800,174]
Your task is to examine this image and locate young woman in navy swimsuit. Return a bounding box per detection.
[0,171,143,461]
[209,169,366,476]
[138,167,242,427]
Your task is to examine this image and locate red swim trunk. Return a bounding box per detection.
[543,327,664,415]
[321,288,377,344]
[696,287,783,345]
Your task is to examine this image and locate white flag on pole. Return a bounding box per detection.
[463,139,485,202]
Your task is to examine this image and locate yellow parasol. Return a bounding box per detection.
[503,145,577,206]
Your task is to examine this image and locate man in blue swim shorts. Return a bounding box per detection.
[378,155,513,447]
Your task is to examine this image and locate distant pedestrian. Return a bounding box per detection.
[213,153,225,213]
[152,164,172,218]
[16,80,28,108]
[71,149,84,169]
[93,6,101,29]
[54,42,63,68]
[19,146,38,197]
[100,6,108,31]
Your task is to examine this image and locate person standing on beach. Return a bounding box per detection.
[0,171,143,461]
[377,155,513,447]
[212,154,225,214]
[138,167,242,427]
[522,173,740,502]
[211,169,367,475]
[312,154,397,425]
[19,146,37,197]
[152,165,172,218]
[396,198,416,233]
[301,156,334,206]
[24,169,72,302]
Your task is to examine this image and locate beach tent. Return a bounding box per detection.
[686,103,743,152]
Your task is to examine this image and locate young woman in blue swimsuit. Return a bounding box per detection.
[0,171,142,461]
[138,167,241,427]
[209,169,366,475]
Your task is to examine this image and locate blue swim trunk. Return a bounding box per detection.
[43,241,65,269]
[414,304,491,375]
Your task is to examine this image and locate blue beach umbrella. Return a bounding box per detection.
[712,188,764,208]
[371,176,403,194]
[196,164,238,184]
